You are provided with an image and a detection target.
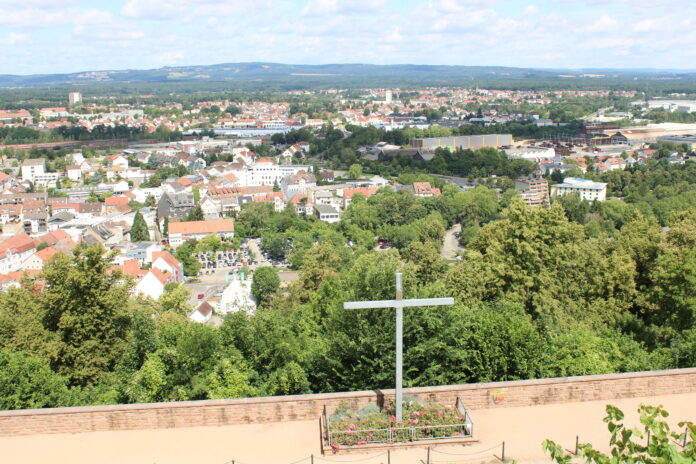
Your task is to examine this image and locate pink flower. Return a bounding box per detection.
[437,410,443,418]
[330,443,341,454]
[390,415,397,421]
[347,423,357,431]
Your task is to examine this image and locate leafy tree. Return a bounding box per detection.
[40,245,133,386]
[0,349,70,409]
[544,405,695,464]
[263,361,310,396]
[125,353,167,403]
[175,240,201,277]
[262,232,291,260]
[207,358,257,399]
[446,201,636,330]
[185,204,204,222]
[348,163,363,179]
[130,211,150,242]
[159,283,192,315]
[402,241,448,283]
[251,267,280,306]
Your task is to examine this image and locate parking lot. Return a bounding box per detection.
[184,239,295,307]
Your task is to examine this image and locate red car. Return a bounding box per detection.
[197,293,204,299]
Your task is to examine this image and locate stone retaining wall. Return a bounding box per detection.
[1,368,694,437]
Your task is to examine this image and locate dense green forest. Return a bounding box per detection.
[1,159,695,409]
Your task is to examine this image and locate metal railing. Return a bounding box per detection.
[323,398,474,449]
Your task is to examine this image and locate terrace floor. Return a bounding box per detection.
[1,392,694,464]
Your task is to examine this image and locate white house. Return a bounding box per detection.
[190,300,214,323]
[281,171,316,197]
[135,267,176,300]
[200,196,220,219]
[0,233,37,273]
[550,177,607,202]
[108,154,129,170]
[66,165,82,182]
[21,246,62,271]
[314,204,341,224]
[151,251,183,283]
[21,159,45,182]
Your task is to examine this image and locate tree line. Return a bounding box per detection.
[1,167,695,409]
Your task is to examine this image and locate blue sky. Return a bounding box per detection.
[0,0,694,74]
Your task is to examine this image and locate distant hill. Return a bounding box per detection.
[1,62,696,91]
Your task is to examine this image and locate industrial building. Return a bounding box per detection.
[505,146,555,161]
[656,134,696,150]
[410,134,513,151]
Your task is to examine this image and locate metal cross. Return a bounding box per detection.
[343,272,454,420]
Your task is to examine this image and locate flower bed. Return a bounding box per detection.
[324,398,473,452]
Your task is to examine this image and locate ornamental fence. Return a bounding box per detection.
[322,397,474,451]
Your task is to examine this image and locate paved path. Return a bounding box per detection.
[3,392,693,464]
[442,223,463,260]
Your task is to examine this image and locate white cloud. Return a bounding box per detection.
[584,14,618,32]
[122,0,187,20]
[0,32,29,45]
[301,0,386,16]
[2,0,696,74]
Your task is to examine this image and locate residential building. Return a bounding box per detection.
[151,251,183,283]
[0,204,22,225]
[156,192,195,224]
[167,219,235,247]
[411,182,441,197]
[343,187,378,209]
[21,246,63,271]
[135,268,176,300]
[315,204,341,223]
[289,194,314,216]
[21,159,45,182]
[515,177,550,207]
[550,177,607,202]
[281,171,316,197]
[0,233,36,273]
[108,154,129,170]
[66,165,82,182]
[68,91,82,106]
[190,300,214,323]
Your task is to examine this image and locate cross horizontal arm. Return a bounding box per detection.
[343,297,454,310]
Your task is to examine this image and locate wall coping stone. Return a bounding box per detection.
[1,367,694,418]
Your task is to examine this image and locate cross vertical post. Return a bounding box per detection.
[395,272,403,421]
[343,272,454,422]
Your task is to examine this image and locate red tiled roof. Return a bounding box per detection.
[150,267,173,285]
[168,219,234,235]
[344,187,377,199]
[0,233,35,259]
[152,251,181,270]
[412,182,434,195]
[105,196,129,206]
[34,246,62,262]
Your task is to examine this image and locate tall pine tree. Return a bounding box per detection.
[130,211,150,242]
